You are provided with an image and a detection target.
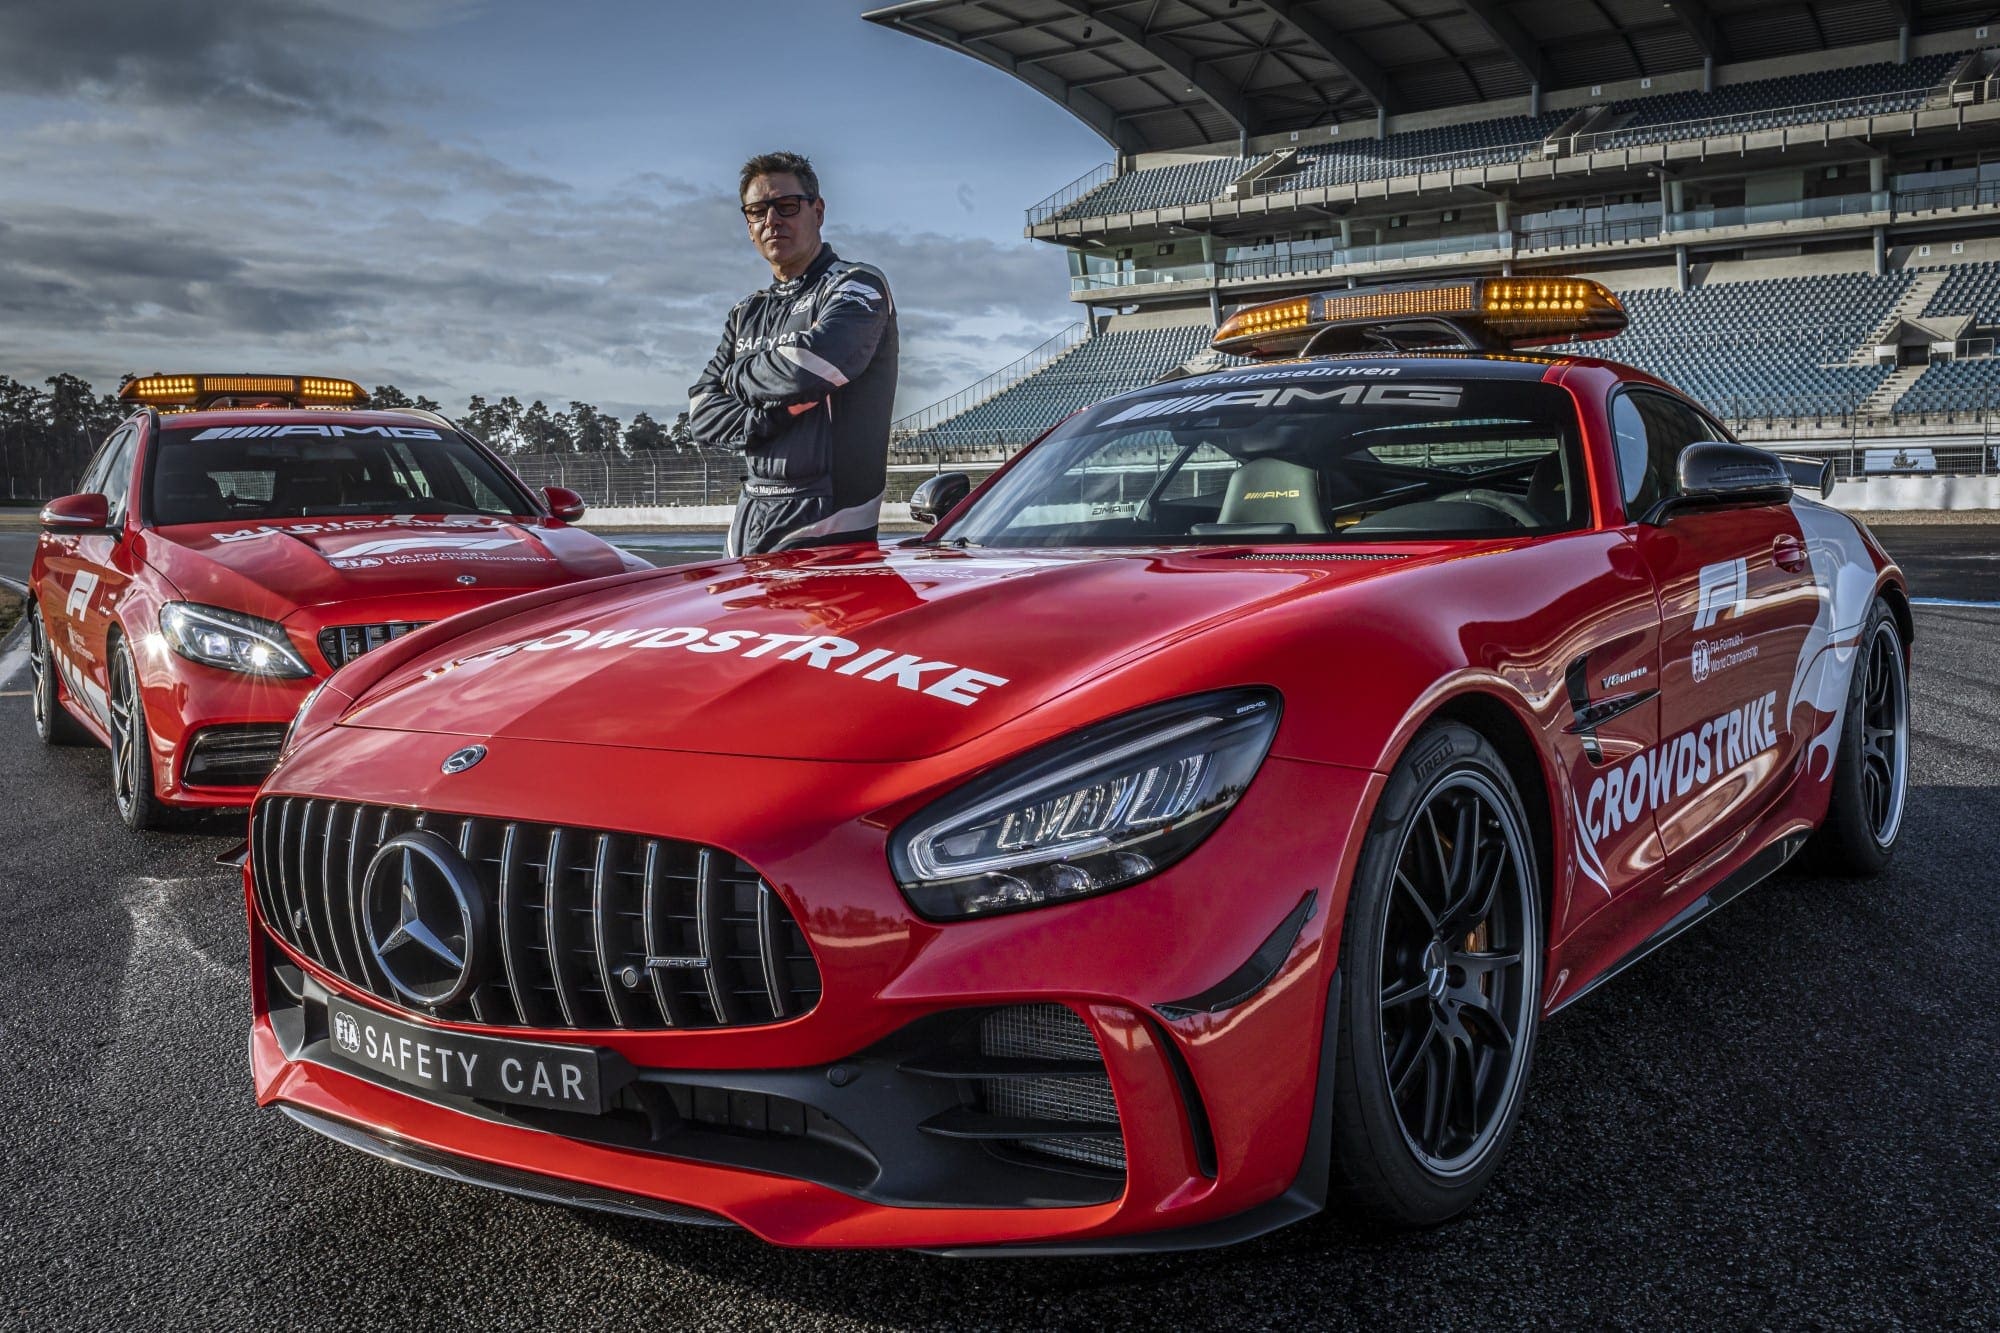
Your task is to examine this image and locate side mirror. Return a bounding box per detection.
[909,472,970,525]
[40,493,110,530]
[543,485,586,523]
[1649,443,1791,523]
[1778,453,1836,499]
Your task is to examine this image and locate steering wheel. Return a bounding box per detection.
[1437,488,1544,529]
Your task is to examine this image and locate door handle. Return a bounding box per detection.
[1772,535,1808,573]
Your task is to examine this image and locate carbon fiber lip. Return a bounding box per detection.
[278,1104,736,1229]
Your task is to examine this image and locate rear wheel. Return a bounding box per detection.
[108,638,172,831]
[1329,722,1542,1226]
[27,602,90,746]
[1803,598,1908,877]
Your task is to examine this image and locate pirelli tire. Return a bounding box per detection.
[1803,596,1909,878]
[27,600,91,746]
[107,634,173,832]
[1328,721,1542,1227]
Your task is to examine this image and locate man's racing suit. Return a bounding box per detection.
[689,244,898,556]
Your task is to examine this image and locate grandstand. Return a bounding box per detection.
[869,1,2000,458]
[899,325,1225,454]
[1597,52,1961,149]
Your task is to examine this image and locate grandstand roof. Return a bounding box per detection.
[865,0,1992,153]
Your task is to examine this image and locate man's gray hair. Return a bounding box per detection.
[739,151,819,201]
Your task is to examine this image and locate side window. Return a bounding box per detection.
[1610,394,1653,516]
[1614,391,1712,520]
[98,427,140,524]
[443,454,518,513]
[76,426,127,497]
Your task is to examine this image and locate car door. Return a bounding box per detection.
[45,423,141,729]
[38,425,130,726]
[1546,532,1669,939]
[1615,388,1819,873]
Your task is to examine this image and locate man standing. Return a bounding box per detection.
[690,152,899,556]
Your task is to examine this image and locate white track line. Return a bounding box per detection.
[0,576,28,688]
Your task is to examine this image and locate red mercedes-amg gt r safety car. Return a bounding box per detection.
[244,282,1912,1253]
[27,374,644,829]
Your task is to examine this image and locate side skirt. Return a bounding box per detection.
[1549,831,1808,1017]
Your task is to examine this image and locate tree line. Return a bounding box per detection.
[0,373,715,489]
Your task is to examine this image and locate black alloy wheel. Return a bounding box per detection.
[27,603,88,746]
[1330,721,1542,1226]
[1857,618,1909,847]
[1377,770,1538,1175]
[107,639,169,831]
[1803,597,1908,878]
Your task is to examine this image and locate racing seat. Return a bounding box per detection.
[1526,452,1571,527]
[1189,458,1327,537]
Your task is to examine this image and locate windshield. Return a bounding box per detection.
[946,369,1587,548]
[149,422,535,525]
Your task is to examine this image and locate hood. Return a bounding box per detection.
[339,543,1422,761]
[146,515,632,619]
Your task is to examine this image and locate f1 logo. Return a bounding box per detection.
[1693,558,1747,630]
[64,571,100,621]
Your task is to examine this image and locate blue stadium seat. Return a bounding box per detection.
[1597,53,1958,150]
[901,326,1226,452]
[1896,356,2000,414]
[1553,271,1914,416]
[1045,54,1964,226]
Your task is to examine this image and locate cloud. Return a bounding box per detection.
[0,3,1084,425]
[0,173,1077,418]
[0,0,470,131]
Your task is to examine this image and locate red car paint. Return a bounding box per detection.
[29,408,642,809]
[245,355,1906,1251]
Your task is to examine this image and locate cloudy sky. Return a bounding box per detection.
[0,0,1107,423]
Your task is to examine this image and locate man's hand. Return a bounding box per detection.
[787,401,819,417]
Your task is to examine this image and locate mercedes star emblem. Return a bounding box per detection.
[441,744,487,775]
[361,831,489,1006]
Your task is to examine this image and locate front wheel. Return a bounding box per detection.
[1329,722,1542,1226]
[108,638,173,831]
[28,603,91,746]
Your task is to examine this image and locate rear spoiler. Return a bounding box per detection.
[1778,454,1835,499]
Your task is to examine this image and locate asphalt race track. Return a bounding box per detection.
[0,525,1996,1328]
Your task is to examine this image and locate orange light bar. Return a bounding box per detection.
[123,375,198,402]
[1316,283,1475,326]
[1212,296,1311,353]
[300,376,366,400]
[202,375,295,395]
[117,374,368,408]
[1213,277,1627,358]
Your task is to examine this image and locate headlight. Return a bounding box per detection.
[890,688,1281,921]
[159,602,312,678]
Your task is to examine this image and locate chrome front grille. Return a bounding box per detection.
[251,797,821,1031]
[318,621,430,669]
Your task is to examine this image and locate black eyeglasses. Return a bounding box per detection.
[742,194,816,222]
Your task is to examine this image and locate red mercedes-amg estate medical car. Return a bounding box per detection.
[244,282,1911,1252]
[27,374,643,829]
